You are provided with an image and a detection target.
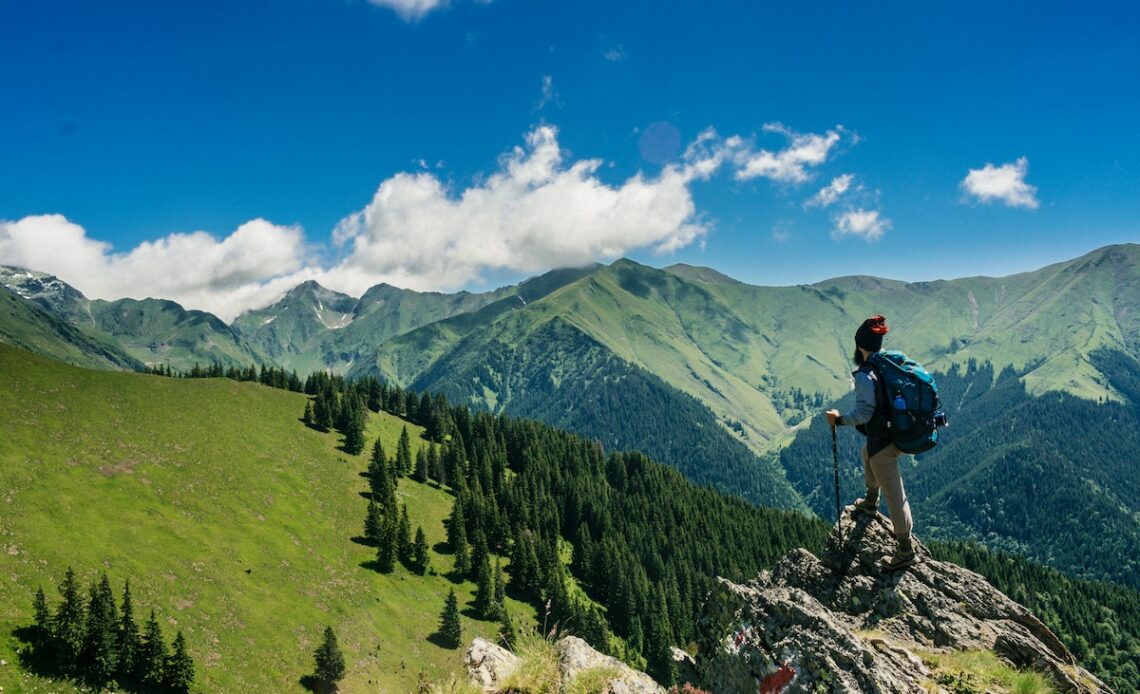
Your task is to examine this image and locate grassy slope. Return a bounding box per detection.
[0,345,532,692]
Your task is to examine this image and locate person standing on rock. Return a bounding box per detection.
[825,315,917,571]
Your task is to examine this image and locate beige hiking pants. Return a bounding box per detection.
[861,443,913,542]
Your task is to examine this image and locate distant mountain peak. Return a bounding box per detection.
[0,265,89,301]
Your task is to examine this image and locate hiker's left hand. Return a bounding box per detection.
[825,409,840,429]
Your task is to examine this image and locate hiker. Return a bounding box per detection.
[825,314,917,570]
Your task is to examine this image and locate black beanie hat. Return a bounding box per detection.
[855,314,889,351]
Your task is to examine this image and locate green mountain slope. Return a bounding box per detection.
[88,298,266,370]
[334,245,1140,515]
[808,243,1140,402]
[415,315,804,509]
[233,267,600,376]
[0,344,531,692]
[0,285,142,371]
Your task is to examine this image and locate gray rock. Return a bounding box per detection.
[694,507,1112,694]
[465,637,520,690]
[465,635,663,693]
[557,636,665,693]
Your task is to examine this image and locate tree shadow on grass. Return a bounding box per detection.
[12,626,67,680]
[432,541,450,555]
[299,674,339,693]
[350,535,375,548]
[460,606,491,621]
[425,631,459,650]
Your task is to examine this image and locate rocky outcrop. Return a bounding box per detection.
[693,507,1113,694]
[465,635,664,693]
[466,637,521,689]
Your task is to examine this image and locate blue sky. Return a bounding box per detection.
[1,0,1138,318]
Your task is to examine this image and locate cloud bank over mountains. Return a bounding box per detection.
[2,120,1010,320]
[1,122,856,320]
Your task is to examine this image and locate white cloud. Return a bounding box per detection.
[2,121,860,319]
[0,215,313,321]
[734,123,845,184]
[833,208,890,242]
[366,0,449,20]
[326,125,727,295]
[805,174,853,208]
[961,157,1039,209]
[604,45,626,62]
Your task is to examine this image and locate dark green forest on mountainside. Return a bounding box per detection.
[779,351,1140,591]
[416,317,800,511]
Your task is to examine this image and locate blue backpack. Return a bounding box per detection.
[867,351,947,454]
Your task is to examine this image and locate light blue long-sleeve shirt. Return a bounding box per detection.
[842,368,879,426]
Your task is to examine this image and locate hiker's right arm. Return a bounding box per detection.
[838,371,877,426]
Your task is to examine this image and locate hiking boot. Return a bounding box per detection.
[852,492,879,516]
[881,536,918,571]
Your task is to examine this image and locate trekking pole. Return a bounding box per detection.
[831,425,842,549]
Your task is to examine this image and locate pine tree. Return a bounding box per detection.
[493,559,506,615]
[396,426,412,476]
[303,400,315,428]
[165,631,195,693]
[343,412,365,455]
[376,513,398,574]
[427,443,442,485]
[473,554,495,620]
[439,589,462,649]
[363,496,383,545]
[32,586,50,648]
[54,567,85,668]
[412,526,430,575]
[397,504,412,565]
[139,610,168,688]
[313,625,346,690]
[448,501,471,576]
[339,396,367,455]
[469,527,489,582]
[414,446,429,482]
[313,389,334,432]
[117,580,140,683]
[368,441,396,511]
[82,573,119,686]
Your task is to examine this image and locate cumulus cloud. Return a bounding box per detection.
[734,123,846,184]
[325,124,724,295]
[833,208,890,242]
[805,173,853,208]
[2,120,863,319]
[0,215,313,321]
[961,157,1039,209]
[604,45,626,62]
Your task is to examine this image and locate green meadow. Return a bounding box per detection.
[0,344,532,692]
